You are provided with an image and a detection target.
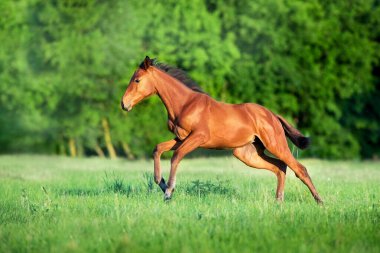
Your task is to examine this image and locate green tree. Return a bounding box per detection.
[0,0,379,159]
[213,0,379,158]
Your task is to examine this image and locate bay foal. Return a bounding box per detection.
[121,56,323,204]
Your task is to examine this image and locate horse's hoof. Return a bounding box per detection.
[276,193,284,202]
[164,193,172,201]
[276,198,284,203]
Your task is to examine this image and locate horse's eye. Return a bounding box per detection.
[135,79,140,83]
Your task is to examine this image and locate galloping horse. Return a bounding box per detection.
[121,56,323,204]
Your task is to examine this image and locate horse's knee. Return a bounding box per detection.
[152,146,160,158]
[295,164,309,179]
[152,148,156,158]
[301,167,310,178]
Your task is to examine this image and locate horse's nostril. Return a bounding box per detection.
[121,100,125,110]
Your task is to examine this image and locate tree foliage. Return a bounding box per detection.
[0,0,379,159]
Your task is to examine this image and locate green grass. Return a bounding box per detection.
[0,155,379,253]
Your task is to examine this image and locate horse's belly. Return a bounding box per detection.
[202,126,255,149]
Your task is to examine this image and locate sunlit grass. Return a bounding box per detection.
[0,155,379,253]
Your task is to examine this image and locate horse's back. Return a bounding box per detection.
[208,99,274,126]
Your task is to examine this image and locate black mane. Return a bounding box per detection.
[141,59,207,94]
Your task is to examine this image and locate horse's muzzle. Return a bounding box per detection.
[121,100,132,111]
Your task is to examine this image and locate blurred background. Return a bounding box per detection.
[0,0,379,159]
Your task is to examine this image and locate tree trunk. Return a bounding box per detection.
[68,138,77,157]
[94,143,105,158]
[121,141,135,159]
[102,118,117,159]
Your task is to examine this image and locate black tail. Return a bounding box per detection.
[277,115,310,150]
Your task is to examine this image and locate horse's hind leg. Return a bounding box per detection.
[233,143,287,201]
[260,134,323,204]
[282,153,323,204]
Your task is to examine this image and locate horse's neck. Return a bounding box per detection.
[153,68,194,120]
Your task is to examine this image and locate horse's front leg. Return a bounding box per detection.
[153,138,181,193]
[165,133,206,200]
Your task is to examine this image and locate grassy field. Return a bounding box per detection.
[0,155,379,253]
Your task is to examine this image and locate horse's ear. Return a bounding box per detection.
[141,56,153,70]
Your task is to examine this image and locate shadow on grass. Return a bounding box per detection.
[58,188,104,197]
[281,191,312,203]
[58,178,238,199]
[181,179,237,197]
[57,184,141,197]
[57,172,156,197]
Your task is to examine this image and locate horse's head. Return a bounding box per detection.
[121,56,157,111]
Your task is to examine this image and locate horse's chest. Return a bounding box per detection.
[168,120,190,140]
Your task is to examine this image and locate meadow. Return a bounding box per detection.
[0,155,379,253]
